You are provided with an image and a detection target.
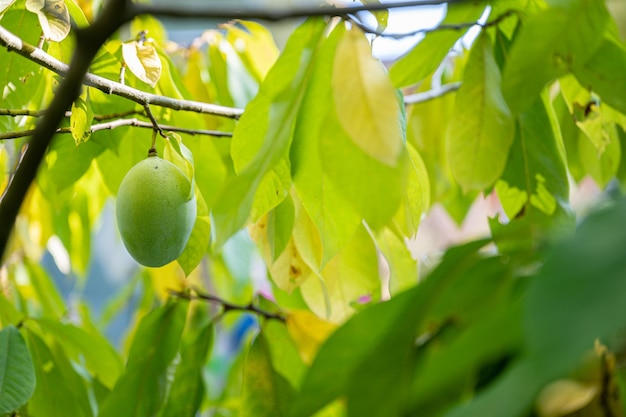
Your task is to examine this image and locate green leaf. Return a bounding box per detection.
[375,228,417,296]
[573,34,626,115]
[320,110,408,231]
[242,332,296,417]
[26,0,71,42]
[33,318,123,389]
[70,88,94,144]
[405,303,523,414]
[223,20,279,82]
[122,38,162,87]
[391,143,430,238]
[447,32,514,192]
[159,320,214,417]
[64,0,88,27]
[25,329,93,417]
[332,25,403,166]
[493,94,573,251]
[0,295,23,327]
[502,0,610,113]
[292,23,361,266]
[268,193,295,262]
[39,135,105,195]
[300,225,380,323]
[389,1,487,88]
[23,260,65,319]
[0,326,36,415]
[526,198,626,377]
[177,189,211,276]
[289,240,490,417]
[212,18,327,247]
[262,319,307,389]
[99,301,188,417]
[578,124,621,187]
[449,197,626,417]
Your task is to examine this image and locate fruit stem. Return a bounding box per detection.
[148,129,158,157]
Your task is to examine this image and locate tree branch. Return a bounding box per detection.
[170,287,285,322]
[0,119,232,140]
[129,0,462,21]
[0,25,244,120]
[404,82,461,105]
[349,8,519,39]
[0,108,142,121]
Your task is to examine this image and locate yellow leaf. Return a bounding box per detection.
[223,20,279,81]
[536,379,597,417]
[148,261,198,300]
[332,25,404,167]
[122,39,162,87]
[286,310,337,365]
[26,0,70,42]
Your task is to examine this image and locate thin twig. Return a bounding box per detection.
[169,287,285,322]
[404,82,461,105]
[129,0,463,21]
[143,104,166,138]
[0,25,244,119]
[0,108,143,121]
[0,119,232,140]
[350,9,519,39]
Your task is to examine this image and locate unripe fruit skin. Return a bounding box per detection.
[116,156,196,267]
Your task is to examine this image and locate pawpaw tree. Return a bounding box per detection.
[1,0,626,416]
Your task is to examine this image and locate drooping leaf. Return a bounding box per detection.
[177,189,211,276]
[159,319,214,417]
[25,329,93,417]
[391,143,430,238]
[286,310,337,365]
[299,225,380,323]
[99,301,188,417]
[267,193,295,262]
[447,31,514,192]
[26,0,71,42]
[501,0,610,113]
[291,23,361,266]
[573,34,626,115]
[242,332,296,417]
[332,25,403,166]
[212,18,327,247]
[375,228,417,295]
[70,87,94,144]
[578,125,621,187]
[320,108,408,231]
[34,319,123,389]
[122,38,162,87]
[0,326,36,415]
[405,303,523,415]
[262,319,307,390]
[448,197,626,417]
[289,240,490,417]
[492,93,574,252]
[223,20,279,82]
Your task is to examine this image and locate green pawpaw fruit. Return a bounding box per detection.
[116,156,196,267]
